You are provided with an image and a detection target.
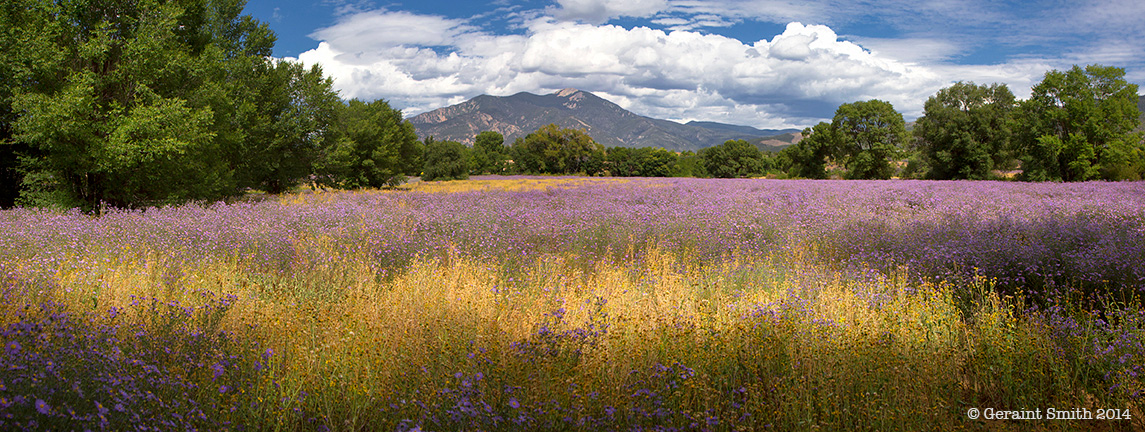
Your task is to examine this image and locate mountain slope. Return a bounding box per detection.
[408,89,798,152]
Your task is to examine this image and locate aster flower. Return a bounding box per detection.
[35,399,49,415]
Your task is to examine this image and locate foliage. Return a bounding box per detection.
[1016,65,1142,181]
[0,143,20,209]
[698,139,765,178]
[315,99,419,189]
[230,61,340,194]
[898,149,929,180]
[832,100,908,179]
[606,147,678,177]
[670,150,704,177]
[422,138,470,181]
[9,0,222,209]
[915,82,1017,180]
[780,122,837,179]
[605,147,637,176]
[1,0,339,210]
[510,124,604,175]
[469,131,508,175]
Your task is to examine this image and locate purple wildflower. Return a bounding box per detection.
[35,399,49,415]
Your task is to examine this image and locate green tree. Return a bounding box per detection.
[582,149,606,176]
[0,1,44,208]
[671,151,703,177]
[315,99,418,189]
[1016,65,1142,181]
[470,130,507,175]
[779,122,838,179]
[832,100,908,179]
[605,147,636,176]
[9,0,228,209]
[637,147,678,177]
[234,61,340,193]
[510,124,604,175]
[2,0,337,209]
[915,82,1016,180]
[422,138,469,181]
[699,139,764,178]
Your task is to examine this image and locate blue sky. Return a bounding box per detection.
[244,0,1145,129]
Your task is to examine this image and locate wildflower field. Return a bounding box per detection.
[1,176,1143,431]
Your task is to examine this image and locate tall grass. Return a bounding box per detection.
[1,177,1142,430]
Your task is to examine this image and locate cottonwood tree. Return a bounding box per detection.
[832,100,908,180]
[2,0,339,209]
[315,99,419,189]
[235,60,340,194]
[915,82,1016,180]
[605,147,677,177]
[780,122,838,179]
[511,124,604,175]
[422,138,469,181]
[470,131,507,175]
[699,139,765,178]
[1016,65,1142,181]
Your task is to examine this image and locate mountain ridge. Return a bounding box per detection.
[407,89,800,152]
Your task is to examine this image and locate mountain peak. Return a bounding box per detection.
[555,88,581,97]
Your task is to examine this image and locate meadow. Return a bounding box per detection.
[0,176,1142,431]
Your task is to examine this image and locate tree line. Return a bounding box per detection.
[416,124,782,181]
[782,65,1144,181]
[1,1,1142,212]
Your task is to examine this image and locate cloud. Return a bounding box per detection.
[848,37,967,64]
[550,0,668,23]
[309,10,475,50]
[321,0,377,17]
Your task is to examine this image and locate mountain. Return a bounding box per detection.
[407,88,800,152]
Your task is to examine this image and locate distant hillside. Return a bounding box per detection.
[408,89,798,152]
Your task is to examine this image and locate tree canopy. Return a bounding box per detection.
[1016,65,1142,181]
[606,147,677,177]
[915,82,1017,180]
[699,139,766,178]
[1,0,343,210]
[422,138,469,181]
[832,100,908,180]
[780,122,836,179]
[510,124,604,175]
[776,100,907,180]
[470,131,507,175]
[315,99,421,189]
